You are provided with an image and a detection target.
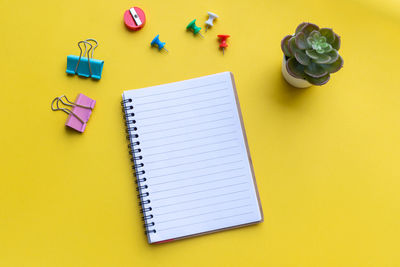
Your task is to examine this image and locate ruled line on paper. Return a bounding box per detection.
[149,160,244,179]
[140,109,232,128]
[156,204,252,224]
[142,123,235,142]
[151,182,248,202]
[137,95,230,113]
[139,116,234,135]
[143,131,236,150]
[148,152,240,172]
[139,102,232,121]
[153,189,250,209]
[133,80,227,99]
[150,167,245,186]
[145,145,239,165]
[144,137,238,157]
[213,212,254,221]
[136,87,229,106]
[157,212,254,232]
[150,174,246,194]
[155,197,250,216]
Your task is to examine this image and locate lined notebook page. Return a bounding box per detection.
[123,72,263,243]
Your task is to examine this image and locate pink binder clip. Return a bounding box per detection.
[51,94,96,133]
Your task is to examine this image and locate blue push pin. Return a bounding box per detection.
[151,35,168,52]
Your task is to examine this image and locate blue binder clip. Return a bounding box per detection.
[66,39,104,80]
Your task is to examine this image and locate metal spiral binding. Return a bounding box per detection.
[121,98,156,235]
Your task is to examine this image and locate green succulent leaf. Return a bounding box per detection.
[288,36,299,55]
[304,62,328,78]
[295,50,311,65]
[306,31,320,47]
[305,73,331,86]
[295,32,308,50]
[313,53,331,64]
[309,30,321,39]
[295,22,308,34]
[300,23,320,36]
[321,55,344,73]
[281,35,293,57]
[319,28,335,44]
[305,49,319,59]
[331,33,341,50]
[326,49,339,64]
[286,57,305,79]
[323,44,333,53]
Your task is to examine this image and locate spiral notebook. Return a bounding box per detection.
[122,72,263,243]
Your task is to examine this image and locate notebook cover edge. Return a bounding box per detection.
[228,71,264,222]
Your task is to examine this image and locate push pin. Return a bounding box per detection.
[205,12,218,32]
[151,35,168,52]
[217,34,230,55]
[186,19,204,37]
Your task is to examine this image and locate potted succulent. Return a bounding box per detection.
[281,22,343,88]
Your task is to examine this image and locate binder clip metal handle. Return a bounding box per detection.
[66,39,104,80]
[51,95,88,123]
[76,40,93,77]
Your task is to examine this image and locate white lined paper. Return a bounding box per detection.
[123,72,262,243]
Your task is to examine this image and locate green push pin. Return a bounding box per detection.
[186,19,204,37]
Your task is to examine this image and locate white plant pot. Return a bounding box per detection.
[281,56,312,88]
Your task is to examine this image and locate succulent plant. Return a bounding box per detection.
[281,22,343,85]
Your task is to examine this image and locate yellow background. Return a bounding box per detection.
[1,0,400,266]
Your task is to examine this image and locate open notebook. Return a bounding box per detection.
[121,72,263,243]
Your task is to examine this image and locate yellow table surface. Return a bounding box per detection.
[1,0,400,266]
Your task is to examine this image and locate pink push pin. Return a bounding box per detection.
[51,94,96,133]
